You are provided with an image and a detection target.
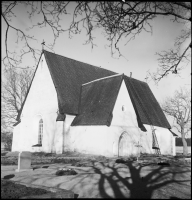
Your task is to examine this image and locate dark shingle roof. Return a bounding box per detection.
[124,76,171,129]
[71,74,123,126]
[71,74,171,129]
[169,129,178,137]
[16,50,171,130]
[44,50,116,114]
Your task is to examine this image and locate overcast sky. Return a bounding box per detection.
[2,2,191,137]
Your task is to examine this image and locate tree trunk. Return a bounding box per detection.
[181,128,188,156]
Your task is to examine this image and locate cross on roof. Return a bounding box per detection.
[41,40,45,50]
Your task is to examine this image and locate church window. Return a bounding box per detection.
[38,119,43,145]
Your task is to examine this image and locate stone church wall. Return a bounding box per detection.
[66,80,174,157]
[12,54,58,153]
[12,55,174,156]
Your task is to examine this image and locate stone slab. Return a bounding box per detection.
[17,151,31,171]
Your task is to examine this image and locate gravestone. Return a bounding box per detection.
[15,151,33,172]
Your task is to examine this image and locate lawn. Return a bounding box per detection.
[1,151,107,166]
[1,179,51,199]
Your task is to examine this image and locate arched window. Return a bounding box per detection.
[38,119,43,145]
[122,105,125,111]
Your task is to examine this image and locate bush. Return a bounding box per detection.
[1,156,17,165]
[1,179,49,199]
[1,132,13,151]
[71,161,93,167]
[55,168,77,176]
[115,158,127,164]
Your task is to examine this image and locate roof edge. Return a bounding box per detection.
[71,74,124,126]
[15,51,44,122]
[168,129,178,137]
[43,50,116,74]
[82,73,123,86]
[106,75,124,126]
[124,75,171,129]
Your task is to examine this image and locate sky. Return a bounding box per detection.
[1,2,191,137]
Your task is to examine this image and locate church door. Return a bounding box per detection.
[118,132,129,157]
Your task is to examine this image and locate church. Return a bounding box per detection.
[12,50,176,157]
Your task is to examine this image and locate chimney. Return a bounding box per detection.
[130,72,132,78]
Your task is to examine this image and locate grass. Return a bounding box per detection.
[1,179,51,199]
[1,150,191,166]
[1,151,108,166]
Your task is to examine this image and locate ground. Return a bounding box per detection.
[1,179,51,199]
[1,151,191,199]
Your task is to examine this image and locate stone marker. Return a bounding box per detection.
[15,151,33,172]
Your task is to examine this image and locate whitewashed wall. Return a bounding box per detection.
[65,80,144,157]
[12,54,58,152]
[12,60,174,157]
[66,80,174,157]
[11,123,21,151]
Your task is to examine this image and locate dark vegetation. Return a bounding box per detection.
[55,168,77,176]
[1,151,191,166]
[115,158,127,164]
[1,151,107,166]
[1,132,13,151]
[176,137,191,146]
[1,179,51,199]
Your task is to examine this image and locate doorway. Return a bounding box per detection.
[118,132,129,157]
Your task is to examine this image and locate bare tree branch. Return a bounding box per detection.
[161,87,191,155]
[154,42,191,82]
[1,67,34,130]
[1,1,191,82]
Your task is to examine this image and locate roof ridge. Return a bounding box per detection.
[71,73,124,126]
[124,75,147,85]
[43,50,115,73]
[82,73,123,86]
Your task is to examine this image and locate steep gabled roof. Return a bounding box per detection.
[44,50,116,114]
[71,74,171,129]
[14,51,44,125]
[16,50,171,130]
[71,74,123,126]
[124,76,171,129]
[169,129,178,137]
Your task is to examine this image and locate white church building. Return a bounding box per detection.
[12,50,176,157]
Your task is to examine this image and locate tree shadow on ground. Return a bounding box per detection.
[91,160,190,199]
[7,158,190,198]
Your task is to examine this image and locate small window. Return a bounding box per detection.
[122,105,126,111]
[38,119,43,145]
